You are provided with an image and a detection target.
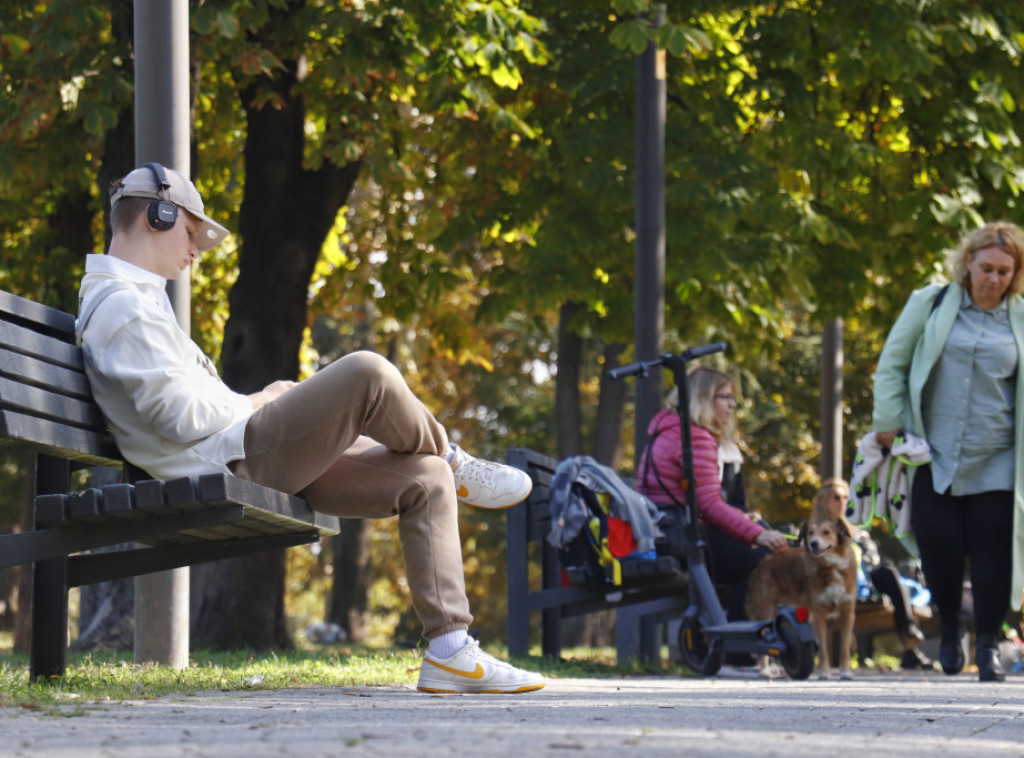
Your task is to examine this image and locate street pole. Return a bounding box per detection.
[619,4,667,665]
[820,319,844,481]
[632,5,666,469]
[133,0,190,669]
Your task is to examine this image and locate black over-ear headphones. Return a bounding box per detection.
[144,162,179,231]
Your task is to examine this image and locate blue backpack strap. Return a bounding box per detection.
[930,283,950,314]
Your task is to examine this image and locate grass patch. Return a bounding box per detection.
[0,641,688,715]
[0,646,424,715]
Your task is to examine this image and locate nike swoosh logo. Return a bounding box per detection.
[456,485,469,498]
[425,660,486,679]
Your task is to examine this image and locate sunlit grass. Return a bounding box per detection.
[0,637,692,715]
[0,645,425,715]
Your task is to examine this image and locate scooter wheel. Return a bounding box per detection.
[679,615,723,676]
[776,615,815,680]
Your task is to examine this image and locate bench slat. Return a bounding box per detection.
[0,290,76,341]
[151,476,271,541]
[0,377,105,430]
[198,473,340,535]
[128,479,203,545]
[0,319,82,371]
[67,489,105,522]
[35,494,67,527]
[0,348,92,400]
[0,409,120,465]
[0,504,250,569]
[67,529,323,587]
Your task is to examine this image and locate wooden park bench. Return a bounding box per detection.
[504,447,688,663]
[848,594,938,663]
[0,289,339,680]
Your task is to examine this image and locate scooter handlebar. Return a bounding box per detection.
[680,341,727,361]
[606,361,655,380]
[607,342,728,380]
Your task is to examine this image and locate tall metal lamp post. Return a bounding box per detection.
[617,4,667,664]
[132,0,190,669]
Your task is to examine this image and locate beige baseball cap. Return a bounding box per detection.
[110,164,230,252]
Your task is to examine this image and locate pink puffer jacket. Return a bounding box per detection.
[637,408,763,545]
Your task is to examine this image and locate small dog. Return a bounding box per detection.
[746,518,858,679]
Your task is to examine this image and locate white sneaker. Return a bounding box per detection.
[449,445,532,509]
[417,639,546,694]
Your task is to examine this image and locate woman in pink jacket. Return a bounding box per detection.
[638,367,787,626]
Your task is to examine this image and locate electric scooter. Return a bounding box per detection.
[609,342,817,679]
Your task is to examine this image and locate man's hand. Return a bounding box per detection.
[754,529,789,552]
[249,380,296,410]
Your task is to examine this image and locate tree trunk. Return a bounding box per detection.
[556,301,584,460]
[592,341,627,468]
[12,456,34,653]
[0,555,15,631]
[192,55,361,650]
[98,0,136,251]
[328,519,372,643]
[72,467,134,652]
[325,304,375,643]
[72,563,134,651]
[555,302,591,648]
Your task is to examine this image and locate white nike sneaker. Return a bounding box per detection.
[449,445,533,509]
[417,639,546,694]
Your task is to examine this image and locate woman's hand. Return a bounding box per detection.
[754,529,789,552]
[249,380,296,410]
[875,429,900,449]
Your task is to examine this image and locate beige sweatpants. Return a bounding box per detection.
[231,351,472,640]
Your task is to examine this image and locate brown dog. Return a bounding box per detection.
[746,519,858,679]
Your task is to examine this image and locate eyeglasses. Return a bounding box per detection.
[714,394,736,403]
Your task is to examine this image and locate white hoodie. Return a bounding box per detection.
[76,254,253,479]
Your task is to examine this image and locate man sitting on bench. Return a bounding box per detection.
[75,162,544,695]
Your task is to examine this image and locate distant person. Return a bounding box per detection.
[76,163,544,694]
[873,221,1024,682]
[813,478,933,670]
[637,366,787,675]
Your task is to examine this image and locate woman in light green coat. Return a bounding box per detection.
[873,221,1024,682]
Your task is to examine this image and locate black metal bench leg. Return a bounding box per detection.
[856,632,875,665]
[540,544,562,658]
[506,501,530,657]
[30,454,71,680]
[30,556,69,680]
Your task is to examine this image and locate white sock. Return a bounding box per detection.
[428,629,470,659]
[444,443,457,464]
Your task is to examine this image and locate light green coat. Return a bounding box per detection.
[873,282,1024,611]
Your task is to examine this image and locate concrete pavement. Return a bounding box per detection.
[3,669,1023,757]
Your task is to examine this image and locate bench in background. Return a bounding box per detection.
[0,289,339,679]
[504,447,687,663]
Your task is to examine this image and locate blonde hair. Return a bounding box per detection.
[947,221,1024,297]
[686,366,736,443]
[812,477,850,524]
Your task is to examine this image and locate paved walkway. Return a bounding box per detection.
[3,669,1024,757]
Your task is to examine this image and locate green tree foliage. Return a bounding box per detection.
[5,0,1024,646]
